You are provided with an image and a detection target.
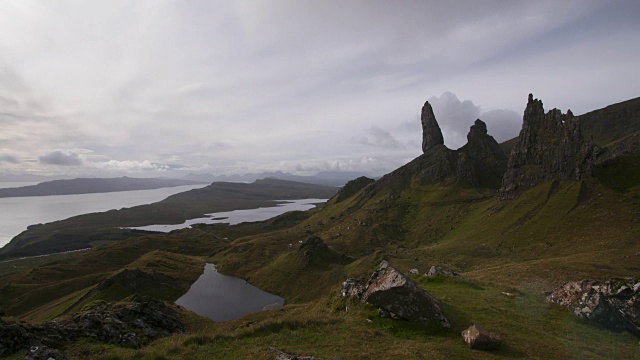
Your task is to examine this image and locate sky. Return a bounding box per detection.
[0,1,639,178]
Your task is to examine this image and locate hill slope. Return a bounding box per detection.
[0,177,206,198]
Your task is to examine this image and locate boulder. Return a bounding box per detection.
[360,261,450,327]
[546,278,640,336]
[461,324,501,350]
[409,268,419,275]
[426,266,466,280]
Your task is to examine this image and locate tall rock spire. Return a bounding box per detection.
[421,101,444,153]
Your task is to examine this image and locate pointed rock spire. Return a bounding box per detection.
[421,101,444,153]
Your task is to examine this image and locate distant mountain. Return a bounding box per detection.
[0,177,208,198]
[182,170,377,187]
[0,174,69,182]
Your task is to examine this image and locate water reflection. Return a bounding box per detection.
[176,263,284,321]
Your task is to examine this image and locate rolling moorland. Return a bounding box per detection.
[0,94,639,359]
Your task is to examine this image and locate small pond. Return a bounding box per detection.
[175,263,284,321]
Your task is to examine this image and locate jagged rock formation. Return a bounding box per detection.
[546,278,640,336]
[0,296,185,358]
[335,176,375,203]
[368,113,506,196]
[342,261,450,327]
[500,94,595,200]
[421,101,445,152]
[461,324,502,350]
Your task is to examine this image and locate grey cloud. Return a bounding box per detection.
[39,151,82,166]
[0,154,19,163]
[480,109,522,143]
[428,92,521,149]
[352,126,403,150]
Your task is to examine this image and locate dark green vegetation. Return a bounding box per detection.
[1,96,639,359]
[0,178,336,259]
[0,176,207,198]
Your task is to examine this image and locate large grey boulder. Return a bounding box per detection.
[461,324,501,350]
[360,261,450,327]
[546,278,640,336]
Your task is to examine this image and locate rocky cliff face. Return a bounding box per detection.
[499,94,595,200]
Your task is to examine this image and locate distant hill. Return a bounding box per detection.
[0,178,338,258]
[182,170,378,187]
[0,177,208,198]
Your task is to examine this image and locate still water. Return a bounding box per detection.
[131,198,327,232]
[176,263,284,321]
[0,183,208,247]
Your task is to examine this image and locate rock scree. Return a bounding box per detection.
[546,278,640,336]
[342,261,450,327]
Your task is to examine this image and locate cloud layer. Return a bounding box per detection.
[0,1,638,177]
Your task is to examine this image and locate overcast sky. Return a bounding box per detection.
[0,1,639,178]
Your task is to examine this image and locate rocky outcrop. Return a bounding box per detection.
[297,236,349,268]
[426,266,466,280]
[343,261,450,327]
[461,324,501,350]
[335,176,375,203]
[0,296,185,358]
[26,345,66,360]
[500,94,596,200]
[0,319,36,357]
[341,278,366,298]
[546,278,640,336]
[422,101,445,152]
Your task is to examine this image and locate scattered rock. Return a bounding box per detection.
[409,268,419,275]
[360,261,450,327]
[500,94,595,199]
[341,279,366,298]
[546,278,640,336]
[426,266,466,280]
[461,324,501,350]
[0,319,36,357]
[267,346,316,360]
[26,345,66,360]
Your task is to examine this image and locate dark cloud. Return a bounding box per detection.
[39,151,82,166]
[0,154,19,163]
